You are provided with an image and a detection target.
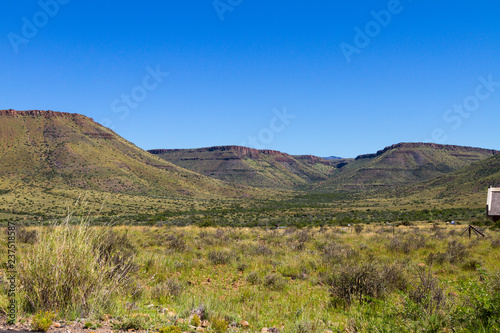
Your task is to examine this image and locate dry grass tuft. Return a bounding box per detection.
[17,211,134,316]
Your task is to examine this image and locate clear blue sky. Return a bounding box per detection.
[1,1,500,158]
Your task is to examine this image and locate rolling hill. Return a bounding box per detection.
[148,146,339,188]
[400,152,500,201]
[313,142,499,191]
[0,110,251,199]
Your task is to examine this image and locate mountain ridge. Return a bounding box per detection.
[315,142,499,191]
[149,145,337,188]
[0,110,252,199]
[356,142,499,160]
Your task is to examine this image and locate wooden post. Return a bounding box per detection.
[461,225,485,239]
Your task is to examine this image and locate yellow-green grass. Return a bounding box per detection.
[2,223,499,332]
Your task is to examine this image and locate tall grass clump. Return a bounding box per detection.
[17,211,134,317]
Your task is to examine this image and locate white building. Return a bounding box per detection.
[487,187,500,222]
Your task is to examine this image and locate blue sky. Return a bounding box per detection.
[1,1,500,158]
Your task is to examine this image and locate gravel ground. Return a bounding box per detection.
[0,317,150,333]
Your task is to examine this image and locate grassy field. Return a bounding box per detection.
[2,216,499,332]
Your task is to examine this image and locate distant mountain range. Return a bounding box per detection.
[149,143,499,192]
[1,110,499,208]
[148,146,338,189]
[313,142,499,191]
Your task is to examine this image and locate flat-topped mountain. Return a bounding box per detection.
[149,145,338,188]
[0,110,248,198]
[313,142,500,191]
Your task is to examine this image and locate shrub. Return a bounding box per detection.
[31,311,55,332]
[251,244,273,256]
[190,313,201,327]
[237,262,248,272]
[455,271,500,329]
[165,234,186,252]
[152,279,183,302]
[117,313,150,330]
[490,238,500,249]
[388,234,426,254]
[293,321,321,333]
[207,250,232,265]
[246,271,261,285]
[426,252,448,265]
[159,326,182,333]
[446,240,468,263]
[263,273,287,291]
[17,227,38,244]
[329,262,406,308]
[354,225,364,234]
[462,259,481,271]
[18,214,134,316]
[427,239,469,265]
[211,314,228,333]
[191,304,207,321]
[320,241,356,265]
[83,321,101,329]
[98,229,137,275]
[406,266,445,317]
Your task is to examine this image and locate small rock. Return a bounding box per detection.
[201,320,210,327]
[207,278,212,283]
[417,263,426,267]
[261,328,269,333]
[176,318,185,324]
[239,320,250,328]
[168,311,177,317]
[53,322,61,328]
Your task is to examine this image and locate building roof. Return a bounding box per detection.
[487,188,500,216]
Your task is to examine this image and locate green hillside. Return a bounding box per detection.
[398,152,500,204]
[0,110,254,199]
[313,142,499,191]
[148,146,338,188]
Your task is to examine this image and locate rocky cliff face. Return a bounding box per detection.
[355,142,500,160]
[294,155,331,165]
[0,109,87,119]
[149,146,337,188]
[149,145,291,160]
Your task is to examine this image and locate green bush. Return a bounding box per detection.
[207,250,232,265]
[190,313,201,327]
[158,326,182,333]
[152,279,183,303]
[246,271,261,285]
[117,313,150,330]
[329,262,407,308]
[31,311,55,332]
[263,273,287,291]
[211,315,228,333]
[454,272,500,329]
